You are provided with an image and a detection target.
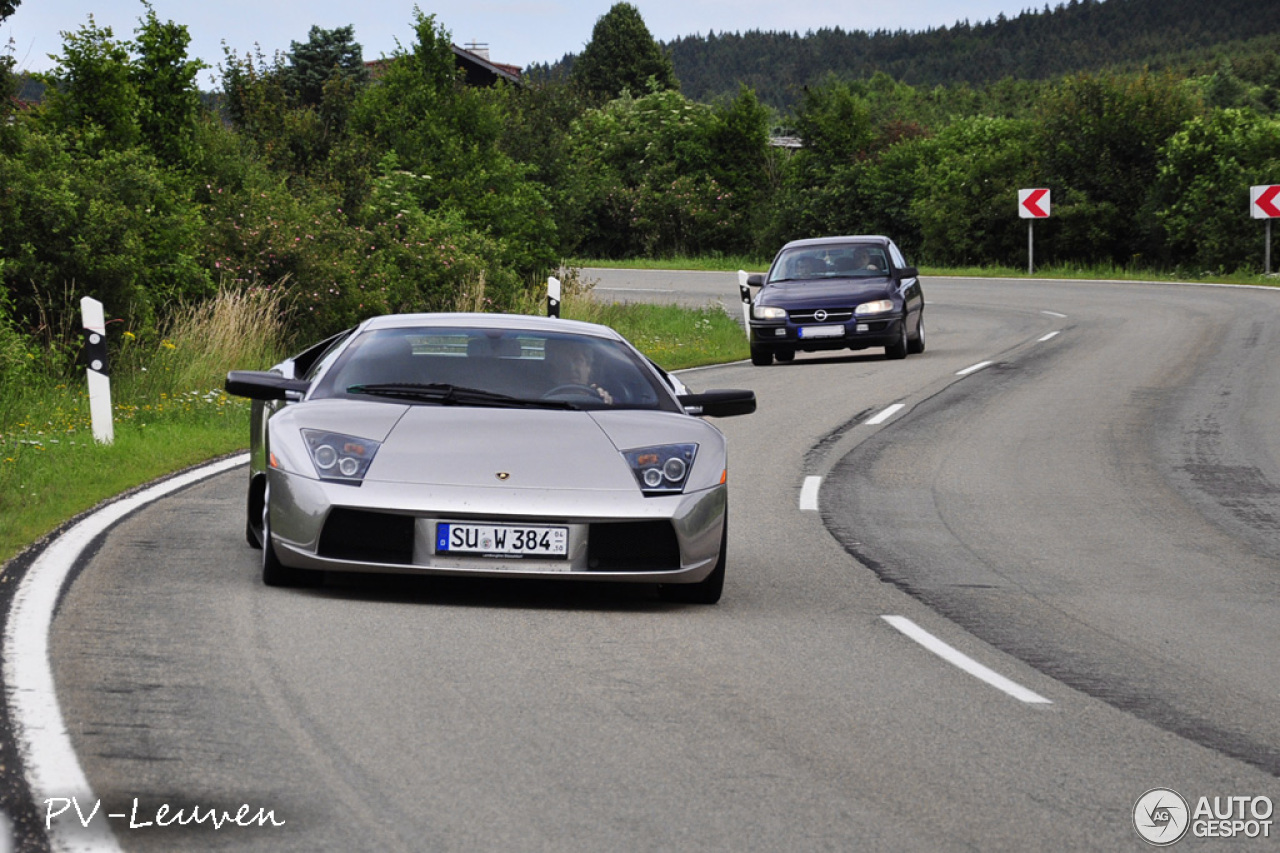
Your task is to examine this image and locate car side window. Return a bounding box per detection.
[889,243,908,270]
[302,331,355,382]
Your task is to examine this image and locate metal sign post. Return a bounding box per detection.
[1028,221,1035,275]
[81,297,114,444]
[1018,188,1051,275]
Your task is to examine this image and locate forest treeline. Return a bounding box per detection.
[1,1,1279,366]
[658,0,1280,111]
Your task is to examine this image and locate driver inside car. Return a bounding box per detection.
[544,337,615,404]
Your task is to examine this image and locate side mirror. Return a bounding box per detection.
[746,273,765,287]
[896,266,919,280]
[226,370,310,401]
[679,389,757,418]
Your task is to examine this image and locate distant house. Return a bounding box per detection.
[364,43,521,87]
[453,43,521,86]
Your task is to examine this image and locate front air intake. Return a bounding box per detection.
[318,508,415,564]
[587,521,681,571]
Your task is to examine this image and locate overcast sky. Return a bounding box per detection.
[4,1,1042,84]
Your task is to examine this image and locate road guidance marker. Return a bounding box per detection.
[1018,189,1051,274]
[81,298,114,445]
[1251,185,1280,273]
[1019,188,1051,219]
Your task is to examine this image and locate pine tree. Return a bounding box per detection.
[285,25,368,108]
[570,3,678,101]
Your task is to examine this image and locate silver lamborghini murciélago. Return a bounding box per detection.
[225,313,755,603]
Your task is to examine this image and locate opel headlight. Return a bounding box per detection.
[854,299,895,316]
[302,429,381,482]
[625,444,698,495]
[752,305,787,321]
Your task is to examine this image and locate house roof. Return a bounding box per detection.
[364,45,521,87]
[451,45,521,86]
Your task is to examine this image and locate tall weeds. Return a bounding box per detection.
[1,285,295,561]
[139,285,292,393]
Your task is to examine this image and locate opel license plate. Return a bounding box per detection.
[799,324,845,339]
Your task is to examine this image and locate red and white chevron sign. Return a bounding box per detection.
[1251,185,1280,219]
[1019,188,1051,219]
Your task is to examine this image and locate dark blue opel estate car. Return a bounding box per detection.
[746,235,925,366]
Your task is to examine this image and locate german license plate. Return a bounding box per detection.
[436,522,568,558]
[799,324,845,339]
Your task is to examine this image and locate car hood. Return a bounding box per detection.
[758,277,893,308]
[273,400,718,492]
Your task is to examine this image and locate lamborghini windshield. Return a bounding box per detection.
[310,326,681,412]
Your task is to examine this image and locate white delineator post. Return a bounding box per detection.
[547,276,561,318]
[737,270,752,338]
[81,297,114,445]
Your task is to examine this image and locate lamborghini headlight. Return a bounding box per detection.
[301,429,381,482]
[625,444,698,495]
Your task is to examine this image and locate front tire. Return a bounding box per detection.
[885,320,909,360]
[907,313,926,355]
[750,345,773,366]
[246,475,265,549]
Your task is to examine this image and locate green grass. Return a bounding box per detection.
[1,416,249,563]
[573,256,1280,287]
[0,287,291,566]
[922,262,1280,286]
[556,301,750,370]
[571,256,769,273]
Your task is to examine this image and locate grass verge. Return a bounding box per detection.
[1,420,248,563]
[0,287,289,566]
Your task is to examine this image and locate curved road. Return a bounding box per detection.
[35,272,1280,850]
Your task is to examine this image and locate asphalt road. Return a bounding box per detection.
[37,271,1280,851]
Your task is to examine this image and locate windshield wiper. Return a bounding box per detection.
[347,382,574,409]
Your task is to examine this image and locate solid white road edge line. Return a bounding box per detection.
[881,615,1052,705]
[799,476,821,511]
[865,403,905,426]
[3,453,248,853]
[956,361,993,376]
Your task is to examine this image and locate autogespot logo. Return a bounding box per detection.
[1134,788,1190,846]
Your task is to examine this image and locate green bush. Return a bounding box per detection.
[563,87,768,257]
[346,11,557,283]
[0,124,213,334]
[1155,109,1280,272]
[0,287,37,393]
[909,117,1039,266]
[1033,71,1200,266]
